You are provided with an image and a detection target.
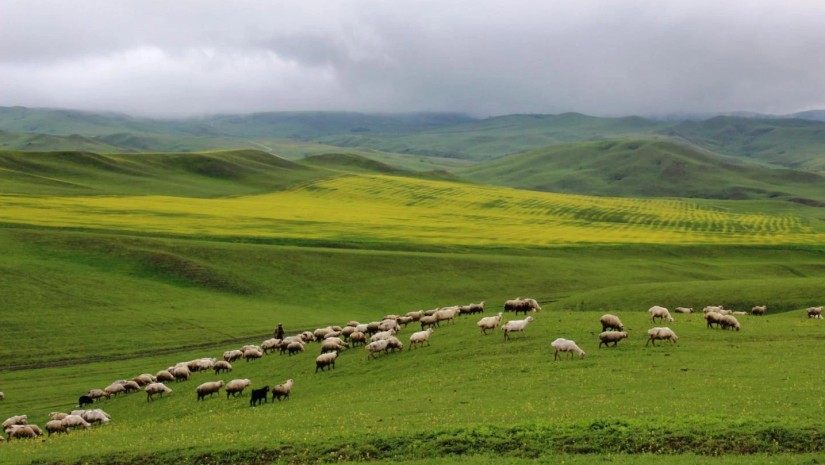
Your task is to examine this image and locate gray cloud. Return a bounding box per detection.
[1,0,823,117]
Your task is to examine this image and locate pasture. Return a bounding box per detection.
[1,158,825,463]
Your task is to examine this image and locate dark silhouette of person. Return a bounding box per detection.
[275,323,284,339]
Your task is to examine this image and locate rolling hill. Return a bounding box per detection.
[457,139,825,204]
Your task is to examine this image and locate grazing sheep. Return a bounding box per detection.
[300,331,317,343]
[705,311,725,329]
[145,383,173,401]
[223,350,244,362]
[807,306,823,319]
[370,329,396,343]
[435,306,461,325]
[646,327,678,346]
[378,319,400,332]
[409,328,434,349]
[420,315,439,330]
[196,381,225,401]
[287,341,305,356]
[104,383,126,397]
[674,307,693,314]
[314,326,334,340]
[2,415,27,429]
[8,425,40,439]
[244,347,264,361]
[50,412,68,421]
[502,316,535,341]
[225,379,252,398]
[703,305,724,314]
[249,386,269,407]
[366,321,382,335]
[349,331,367,347]
[405,310,424,321]
[598,331,628,348]
[459,301,485,316]
[340,326,357,339]
[397,316,414,327]
[171,365,191,382]
[45,420,67,435]
[321,337,349,354]
[732,311,748,316]
[354,323,370,334]
[123,381,141,393]
[132,374,156,386]
[648,306,674,323]
[504,298,541,315]
[551,338,586,360]
[385,336,404,352]
[599,314,624,332]
[366,339,390,359]
[188,358,216,372]
[156,370,175,383]
[78,395,94,408]
[86,388,110,401]
[214,361,233,374]
[271,379,294,402]
[315,352,338,372]
[72,409,110,425]
[477,312,503,335]
[60,414,91,430]
[720,314,741,331]
[262,338,281,354]
[751,305,767,316]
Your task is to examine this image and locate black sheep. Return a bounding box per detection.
[249,385,269,407]
[78,395,93,408]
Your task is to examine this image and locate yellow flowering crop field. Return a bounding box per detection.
[0,174,820,246]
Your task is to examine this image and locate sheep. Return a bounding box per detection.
[370,329,396,343]
[86,388,110,401]
[504,298,541,315]
[78,395,94,408]
[60,414,91,430]
[340,326,357,340]
[240,344,262,352]
[8,425,40,439]
[286,341,305,356]
[397,316,414,327]
[645,327,678,346]
[244,347,264,361]
[732,311,748,316]
[648,306,674,323]
[123,381,141,393]
[214,361,233,374]
[409,328,434,349]
[271,379,294,402]
[434,306,460,325]
[420,315,439,330]
[720,314,741,331]
[705,311,725,329]
[703,305,724,314]
[807,306,823,319]
[314,326,335,340]
[156,370,175,383]
[145,383,173,401]
[321,337,349,354]
[405,310,424,321]
[261,338,281,354]
[551,338,586,360]
[171,365,191,382]
[378,319,400,332]
[72,409,110,425]
[386,336,404,352]
[249,386,269,407]
[187,358,216,372]
[751,305,767,316]
[223,350,244,362]
[422,308,439,316]
[354,323,370,334]
[366,321,382,335]
[196,381,225,401]
[0,391,3,401]
[459,301,485,315]
[366,339,390,359]
[477,312,503,335]
[45,420,67,436]
[300,331,317,343]
[599,314,624,332]
[50,412,69,421]
[346,320,360,327]
[104,383,126,397]
[132,374,156,386]
[225,379,252,398]
[349,331,367,347]
[598,331,628,348]
[2,415,27,429]
[315,352,338,372]
[674,307,693,314]
[502,316,534,341]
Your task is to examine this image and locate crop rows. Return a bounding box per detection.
[0,174,818,246]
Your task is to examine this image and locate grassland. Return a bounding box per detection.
[1,150,825,464]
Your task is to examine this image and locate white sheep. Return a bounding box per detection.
[156,370,175,383]
[705,311,724,329]
[171,365,191,382]
[271,379,294,401]
[646,327,678,346]
[223,349,244,362]
[598,331,628,348]
[807,306,823,319]
[145,382,173,401]
[477,312,503,335]
[504,298,541,315]
[225,379,252,398]
[420,314,439,330]
[45,420,67,436]
[7,425,41,439]
[86,388,110,401]
[386,336,404,352]
[321,337,349,354]
[50,412,69,421]
[551,338,586,360]
[196,381,225,401]
[71,409,110,425]
[435,306,461,325]
[674,307,693,314]
[502,316,534,341]
[370,329,396,343]
[315,352,338,371]
[60,414,91,430]
[751,305,767,316]
[2,415,27,429]
[349,331,367,346]
[599,314,624,332]
[244,347,264,361]
[261,338,281,354]
[132,374,156,386]
[648,306,674,323]
[720,314,741,331]
[409,328,434,349]
[104,383,126,397]
[703,305,724,314]
[365,339,390,359]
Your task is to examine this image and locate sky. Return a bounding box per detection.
[1,0,823,118]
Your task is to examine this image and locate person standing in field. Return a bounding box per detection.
[274,323,284,339]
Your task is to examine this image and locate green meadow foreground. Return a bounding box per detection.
[1,150,825,463]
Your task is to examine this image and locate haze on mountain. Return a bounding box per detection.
[2,0,824,118]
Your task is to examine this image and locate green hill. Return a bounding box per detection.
[458,139,825,204]
[0,149,327,197]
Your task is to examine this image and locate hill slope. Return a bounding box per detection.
[457,139,825,204]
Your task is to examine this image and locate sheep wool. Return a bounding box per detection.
[477,313,503,335]
[551,338,586,360]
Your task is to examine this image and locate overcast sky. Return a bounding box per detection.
[1,0,823,118]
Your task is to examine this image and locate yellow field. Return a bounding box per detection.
[1,174,820,246]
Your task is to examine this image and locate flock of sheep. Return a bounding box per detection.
[2,298,823,443]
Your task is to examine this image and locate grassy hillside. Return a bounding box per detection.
[663,116,825,171]
[458,139,825,204]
